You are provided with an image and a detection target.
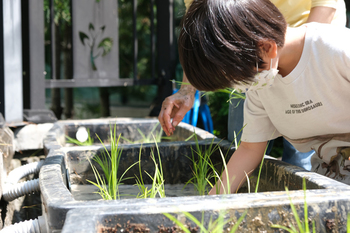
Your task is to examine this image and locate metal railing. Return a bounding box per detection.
[45,0,164,88]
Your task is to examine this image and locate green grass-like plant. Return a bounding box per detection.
[210,147,234,195]
[87,125,137,200]
[171,80,245,102]
[254,141,270,193]
[135,132,195,198]
[271,178,316,233]
[185,134,220,196]
[208,127,248,195]
[184,128,246,195]
[121,123,166,144]
[164,210,247,233]
[209,132,270,195]
[135,135,166,198]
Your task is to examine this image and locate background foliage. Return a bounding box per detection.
[43,0,233,144]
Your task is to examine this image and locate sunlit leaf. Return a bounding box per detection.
[98,38,113,56]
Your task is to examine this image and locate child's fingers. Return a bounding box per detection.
[159,100,176,136]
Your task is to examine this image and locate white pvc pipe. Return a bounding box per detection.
[0,216,47,233]
[1,162,48,232]
[2,179,40,202]
[5,160,44,185]
[2,160,44,202]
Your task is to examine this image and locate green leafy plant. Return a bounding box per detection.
[172,81,245,101]
[213,87,246,101]
[183,130,240,195]
[134,145,149,198]
[210,147,233,195]
[65,128,94,146]
[121,123,165,144]
[135,136,166,198]
[87,125,137,200]
[209,127,246,195]
[271,178,316,233]
[210,127,269,195]
[185,135,220,196]
[164,210,247,233]
[79,23,113,71]
[254,141,270,193]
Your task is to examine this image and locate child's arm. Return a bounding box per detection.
[209,141,267,195]
[307,6,336,24]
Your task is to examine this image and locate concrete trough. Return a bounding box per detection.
[40,118,350,233]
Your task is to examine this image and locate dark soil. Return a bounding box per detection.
[98,223,199,233]
[98,218,201,233]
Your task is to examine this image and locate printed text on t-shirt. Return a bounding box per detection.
[285,100,323,114]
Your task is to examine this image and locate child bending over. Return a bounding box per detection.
[178,0,350,194]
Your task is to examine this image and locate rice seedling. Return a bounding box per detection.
[87,124,137,200]
[185,133,220,196]
[171,80,246,102]
[183,128,242,195]
[163,209,247,233]
[210,147,234,195]
[271,178,316,233]
[121,123,165,144]
[254,141,270,193]
[135,135,166,198]
[209,133,269,195]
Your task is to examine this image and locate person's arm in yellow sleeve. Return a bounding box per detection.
[307,6,336,23]
[184,0,192,11]
[308,0,338,24]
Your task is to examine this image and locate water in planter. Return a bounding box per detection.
[70,183,201,201]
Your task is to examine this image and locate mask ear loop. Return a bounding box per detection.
[257,59,273,71]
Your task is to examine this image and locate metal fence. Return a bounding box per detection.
[20,0,176,117]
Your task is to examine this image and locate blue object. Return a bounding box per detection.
[282,138,313,171]
[199,104,214,133]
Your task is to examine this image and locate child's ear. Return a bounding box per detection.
[259,40,278,59]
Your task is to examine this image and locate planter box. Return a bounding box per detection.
[41,118,216,232]
[61,187,350,233]
[44,118,215,148]
[41,118,350,233]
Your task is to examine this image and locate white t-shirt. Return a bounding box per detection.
[241,23,350,183]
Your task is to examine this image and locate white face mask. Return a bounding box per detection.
[234,60,281,93]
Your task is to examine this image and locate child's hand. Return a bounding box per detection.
[158,87,195,136]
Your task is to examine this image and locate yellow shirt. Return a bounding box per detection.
[273,0,346,27]
[183,0,346,27]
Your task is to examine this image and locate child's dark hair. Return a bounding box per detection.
[178,0,287,91]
